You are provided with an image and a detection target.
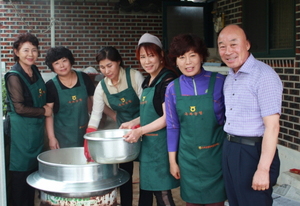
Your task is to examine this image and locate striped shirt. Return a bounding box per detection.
[223,54,283,137]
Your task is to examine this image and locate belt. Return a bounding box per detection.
[226,134,262,146]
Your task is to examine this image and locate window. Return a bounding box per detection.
[243,0,295,57]
[162,1,214,50]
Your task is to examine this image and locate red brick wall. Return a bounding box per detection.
[0,0,162,72]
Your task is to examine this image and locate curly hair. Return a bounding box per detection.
[12,33,39,62]
[168,33,209,67]
[45,46,75,71]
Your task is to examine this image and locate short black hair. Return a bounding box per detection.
[96,46,124,68]
[45,46,75,71]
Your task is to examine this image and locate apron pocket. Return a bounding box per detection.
[139,134,167,163]
[25,119,45,152]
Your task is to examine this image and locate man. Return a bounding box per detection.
[218,24,282,206]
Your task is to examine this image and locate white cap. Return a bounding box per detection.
[138,33,162,49]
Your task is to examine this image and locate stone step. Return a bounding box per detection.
[279,171,300,192]
[273,172,300,203]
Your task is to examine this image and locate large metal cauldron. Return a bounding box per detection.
[27,147,129,199]
[84,129,141,164]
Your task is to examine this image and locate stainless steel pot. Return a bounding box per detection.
[27,147,129,197]
[84,129,141,164]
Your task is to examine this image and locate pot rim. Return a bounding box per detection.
[37,147,100,167]
[27,168,129,197]
[84,129,133,141]
[85,136,127,141]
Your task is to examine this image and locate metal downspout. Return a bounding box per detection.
[0,68,7,206]
[51,0,55,47]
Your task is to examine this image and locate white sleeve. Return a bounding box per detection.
[134,70,144,99]
[88,82,106,128]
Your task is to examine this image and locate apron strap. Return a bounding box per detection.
[6,68,45,112]
[174,78,181,97]
[125,67,133,88]
[207,72,217,95]
[7,70,34,87]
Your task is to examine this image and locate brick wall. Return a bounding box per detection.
[0,0,162,73]
[217,0,300,151]
[216,0,242,25]
[281,0,300,150]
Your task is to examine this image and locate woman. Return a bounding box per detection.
[86,46,144,206]
[45,46,95,149]
[5,32,52,206]
[165,33,227,206]
[121,33,179,206]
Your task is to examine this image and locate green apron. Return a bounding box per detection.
[52,71,89,148]
[174,72,226,204]
[101,68,140,127]
[6,69,46,171]
[139,72,180,191]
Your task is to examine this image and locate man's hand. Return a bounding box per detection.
[252,169,270,191]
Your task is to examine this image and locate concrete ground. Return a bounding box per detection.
[120,161,185,206]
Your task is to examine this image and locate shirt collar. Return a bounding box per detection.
[228,53,254,75]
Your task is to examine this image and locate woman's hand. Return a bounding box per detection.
[170,162,181,179]
[119,121,136,129]
[86,127,97,133]
[120,117,140,129]
[169,152,180,179]
[123,127,143,143]
[49,137,60,150]
[43,105,52,117]
[84,127,97,162]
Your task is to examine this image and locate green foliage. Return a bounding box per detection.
[2,77,7,116]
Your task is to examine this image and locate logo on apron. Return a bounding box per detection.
[38,88,46,98]
[190,106,196,112]
[141,96,147,105]
[68,95,82,104]
[118,98,132,106]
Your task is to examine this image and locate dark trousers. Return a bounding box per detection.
[222,138,280,206]
[138,189,176,206]
[10,170,36,206]
[119,161,134,206]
